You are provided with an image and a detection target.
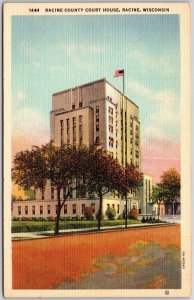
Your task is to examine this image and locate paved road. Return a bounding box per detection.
[12,222,178,240]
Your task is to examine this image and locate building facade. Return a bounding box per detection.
[12,78,147,219]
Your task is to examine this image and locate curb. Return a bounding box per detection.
[12,223,180,242]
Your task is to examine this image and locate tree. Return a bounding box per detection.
[151,185,166,219]
[85,149,123,230]
[159,168,180,214]
[83,207,94,220]
[12,142,90,235]
[128,207,138,219]
[105,207,116,220]
[118,164,142,228]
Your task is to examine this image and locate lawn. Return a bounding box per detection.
[11,219,141,233]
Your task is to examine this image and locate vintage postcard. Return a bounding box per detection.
[3,2,191,298]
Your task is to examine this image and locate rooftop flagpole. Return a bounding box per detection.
[113,69,125,166]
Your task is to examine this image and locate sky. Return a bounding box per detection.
[11,14,180,183]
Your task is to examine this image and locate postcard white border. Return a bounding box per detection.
[3,2,191,298]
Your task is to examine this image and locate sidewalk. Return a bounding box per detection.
[12,222,179,240]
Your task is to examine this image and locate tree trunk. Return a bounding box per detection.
[54,188,61,235]
[98,194,103,231]
[125,195,128,229]
[158,203,160,220]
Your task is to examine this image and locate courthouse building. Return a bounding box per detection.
[12,78,153,219]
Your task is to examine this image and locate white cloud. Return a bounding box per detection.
[60,43,105,54]
[128,80,153,99]
[21,41,36,57]
[143,126,166,141]
[128,80,180,142]
[12,107,49,144]
[33,62,41,67]
[128,49,176,77]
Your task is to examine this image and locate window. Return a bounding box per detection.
[96,136,100,144]
[112,204,115,209]
[41,190,44,200]
[56,205,58,214]
[130,130,133,135]
[40,206,43,215]
[73,117,76,125]
[25,206,28,215]
[108,106,113,115]
[109,125,113,133]
[130,122,133,128]
[109,137,114,147]
[117,205,120,214]
[130,138,133,144]
[60,120,64,128]
[66,119,70,143]
[109,152,113,158]
[60,120,64,146]
[69,186,73,198]
[72,104,75,109]
[107,204,110,209]
[79,102,82,107]
[51,187,54,200]
[79,116,82,144]
[73,204,76,214]
[136,151,139,158]
[63,186,66,199]
[148,180,151,202]
[82,204,85,214]
[130,148,133,155]
[109,116,113,124]
[47,205,51,215]
[136,125,139,131]
[96,115,99,122]
[73,126,76,142]
[91,203,95,213]
[18,206,21,215]
[96,125,99,132]
[32,206,35,215]
[96,106,99,113]
[64,205,67,214]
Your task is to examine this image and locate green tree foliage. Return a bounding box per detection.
[118,164,142,228]
[24,189,35,199]
[151,185,166,219]
[105,208,116,220]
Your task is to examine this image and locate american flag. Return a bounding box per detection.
[114,69,124,77]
